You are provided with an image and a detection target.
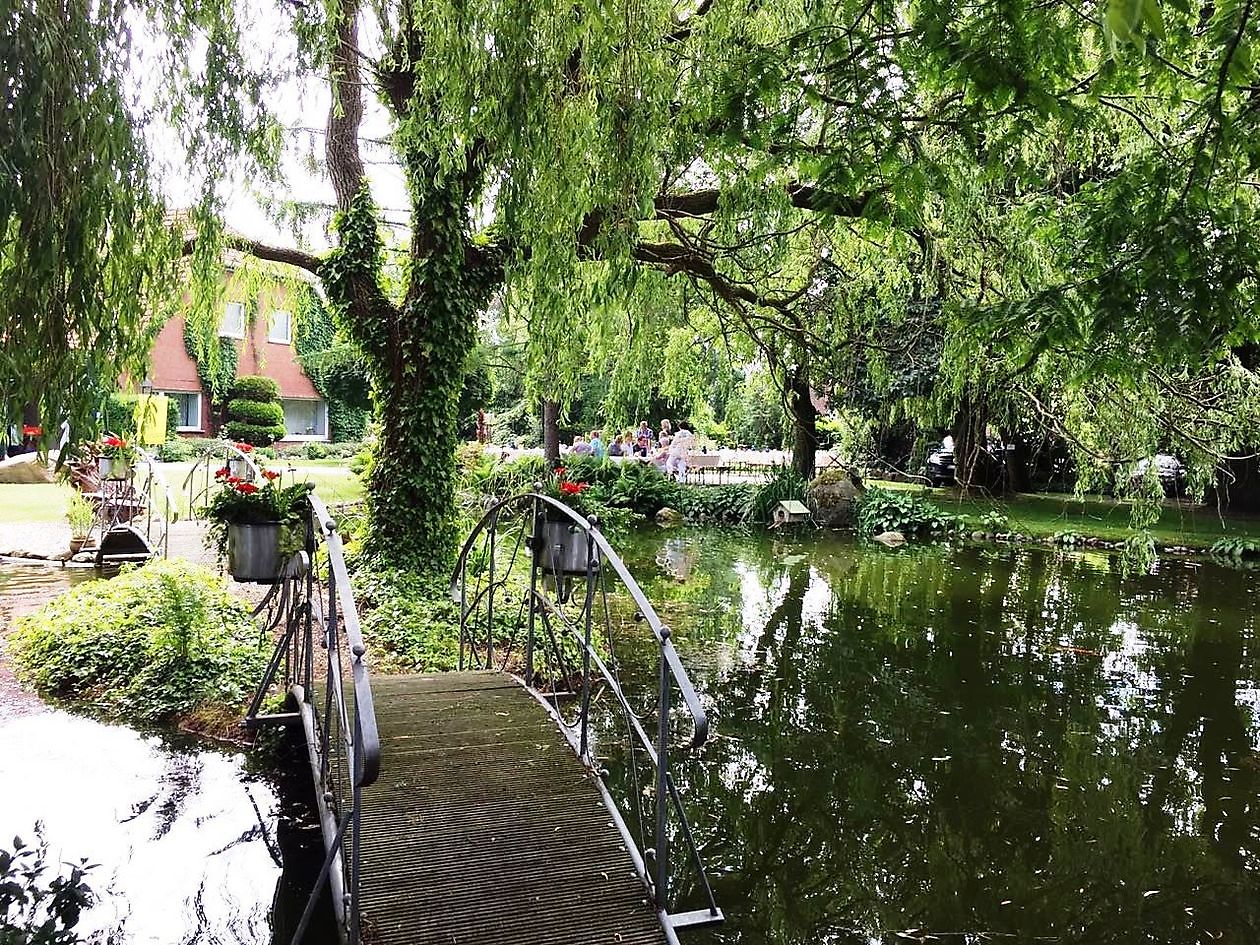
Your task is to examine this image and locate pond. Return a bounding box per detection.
[0,562,334,945]
[608,530,1260,945]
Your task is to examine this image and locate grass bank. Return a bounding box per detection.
[871,481,1260,550]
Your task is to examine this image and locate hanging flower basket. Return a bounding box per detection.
[97,456,132,480]
[97,434,138,480]
[227,521,282,582]
[201,470,312,584]
[535,510,599,576]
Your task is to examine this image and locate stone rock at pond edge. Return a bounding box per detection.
[873,530,906,548]
[807,468,864,527]
[655,507,683,526]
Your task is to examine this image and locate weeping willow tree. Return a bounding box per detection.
[2,0,286,447]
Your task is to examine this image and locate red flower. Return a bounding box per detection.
[262,469,280,481]
[226,475,241,485]
[234,481,260,494]
[103,435,125,448]
[234,442,254,453]
[214,466,230,480]
[559,481,589,495]
[554,467,566,477]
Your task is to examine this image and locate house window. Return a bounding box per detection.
[166,391,202,432]
[220,301,246,338]
[282,398,328,439]
[268,309,292,345]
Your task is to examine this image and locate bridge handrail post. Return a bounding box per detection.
[655,624,672,907]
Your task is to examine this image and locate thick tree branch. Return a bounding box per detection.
[181,235,322,277]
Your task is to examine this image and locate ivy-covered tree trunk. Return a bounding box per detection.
[319,0,499,571]
[788,365,818,481]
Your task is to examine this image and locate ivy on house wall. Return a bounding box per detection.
[182,324,238,428]
[293,284,370,442]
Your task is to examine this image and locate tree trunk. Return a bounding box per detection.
[1002,428,1030,494]
[542,400,560,465]
[952,393,989,492]
[787,364,817,480]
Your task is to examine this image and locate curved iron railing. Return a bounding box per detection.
[245,492,380,945]
[91,447,178,560]
[182,442,263,520]
[451,492,723,941]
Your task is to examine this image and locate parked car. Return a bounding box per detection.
[925,442,956,486]
[1131,454,1187,498]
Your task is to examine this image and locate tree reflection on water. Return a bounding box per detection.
[609,530,1260,944]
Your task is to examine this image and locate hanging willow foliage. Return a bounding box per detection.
[0,0,177,444]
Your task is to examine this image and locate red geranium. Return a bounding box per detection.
[214,466,230,480]
[234,442,254,453]
[234,481,260,495]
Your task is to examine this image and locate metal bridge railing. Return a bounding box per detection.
[182,442,264,520]
[245,492,380,945]
[451,492,723,942]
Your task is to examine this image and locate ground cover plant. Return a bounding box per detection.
[10,559,266,723]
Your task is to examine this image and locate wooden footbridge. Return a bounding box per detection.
[244,492,722,945]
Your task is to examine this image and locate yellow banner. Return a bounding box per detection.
[134,394,168,445]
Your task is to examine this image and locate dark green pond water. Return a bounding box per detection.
[610,530,1260,945]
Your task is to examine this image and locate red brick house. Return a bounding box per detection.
[146,266,331,442]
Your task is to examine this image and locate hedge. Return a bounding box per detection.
[101,392,180,444]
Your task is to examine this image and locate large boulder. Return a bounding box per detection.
[807,467,863,527]
[0,452,55,484]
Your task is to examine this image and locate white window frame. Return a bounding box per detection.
[165,390,203,432]
[268,309,292,345]
[281,398,329,441]
[219,301,246,339]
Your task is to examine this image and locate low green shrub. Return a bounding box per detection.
[224,419,287,447]
[855,487,964,541]
[153,438,194,462]
[674,484,756,523]
[11,559,266,722]
[354,569,463,673]
[1210,536,1260,559]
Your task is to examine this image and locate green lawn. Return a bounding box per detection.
[0,459,364,525]
[160,458,364,517]
[0,481,76,524]
[871,480,1260,548]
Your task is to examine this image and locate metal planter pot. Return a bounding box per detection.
[227,521,282,583]
[98,457,132,480]
[228,458,255,481]
[535,517,599,576]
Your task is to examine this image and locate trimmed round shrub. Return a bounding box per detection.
[227,375,285,446]
[11,559,267,722]
[232,375,280,402]
[226,419,287,446]
[227,398,284,426]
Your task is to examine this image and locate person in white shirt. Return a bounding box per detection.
[666,422,694,480]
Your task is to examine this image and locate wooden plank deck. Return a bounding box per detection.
[357,671,665,945]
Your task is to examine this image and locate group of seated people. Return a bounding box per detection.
[567,419,696,480]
